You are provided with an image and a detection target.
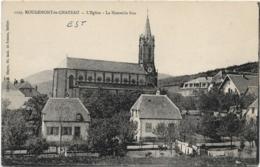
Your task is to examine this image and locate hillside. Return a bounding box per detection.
[159,61,258,87]
[25,70,53,85]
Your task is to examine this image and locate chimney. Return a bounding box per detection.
[35,85,38,91]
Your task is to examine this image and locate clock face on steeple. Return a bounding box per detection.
[147,67,153,73]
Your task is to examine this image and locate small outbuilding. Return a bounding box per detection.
[130,93,182,142]
[41,98,90,145]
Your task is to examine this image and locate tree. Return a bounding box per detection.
[88,111,137,156]
[198,113,221,142]
[23,94,48,137]
[153,123,168,144]
[26,137,49,155]
[217,113,241,148]
[2,109,28,152]
[241,119,257,148]
[179,116,196,143]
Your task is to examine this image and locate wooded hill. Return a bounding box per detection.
[159,61,258,87]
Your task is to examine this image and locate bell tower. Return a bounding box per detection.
[138,13,157,87]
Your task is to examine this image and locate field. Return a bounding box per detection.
[2,155,258,167]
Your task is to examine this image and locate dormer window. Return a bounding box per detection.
[76,113,83,121]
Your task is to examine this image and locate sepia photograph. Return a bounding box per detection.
[1,1,259,166]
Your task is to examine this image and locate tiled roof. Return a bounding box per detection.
[248,98,258,108]
[223,74,258,94]
[14,81,41,97]
[16,81,33,89]
[131,94,182,120]
[42,98,90,122]
[59,57,146,74]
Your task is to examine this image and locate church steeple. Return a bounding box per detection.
[138,12,157,87]
[138,13,155,66]
[144,15,152,37]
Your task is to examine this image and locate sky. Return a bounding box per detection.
[2,1,258,80]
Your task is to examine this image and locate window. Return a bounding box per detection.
[78,75,84,81]
[189,83,193,87]
[131,79,136,84]
[145,123,152,132]
[97,76,102,82]
[87,76,93,82]
[69,75,74,88]
[62,127,72,135]
[184,84,188,87]
[74,127,81,138]
[106,77,111,83]
[228,88,233,93]
[123,78,128,83]
[47,127,59,136]
[252,108,255,114]
[76,113,83,121]
[139,79,144,85]
[202,83,206,87]
[114,78,120,83]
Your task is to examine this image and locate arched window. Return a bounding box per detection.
[87,76,93,82]
[131,79,136,84]
[123,78,128,83]
[148,47,152,61]
[139,79,144,85]
[106,77,111,83]
[97,76,102,82]
[69,75,74,88]
[78,75,83,81]
[114,78,119,83]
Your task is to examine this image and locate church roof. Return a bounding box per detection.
[59,57,146,74]
[131,94,182,120]
[42,98,90,122]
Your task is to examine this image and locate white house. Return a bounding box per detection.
[41,98,90,145]
[219,74,257,96]
[130,93,182,142]
[2,79,30,110]
[244,98,258,123]
[180,77,212,96]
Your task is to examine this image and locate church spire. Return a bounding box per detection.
[144,11,152,37]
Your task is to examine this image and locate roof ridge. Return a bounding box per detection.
[67,56,140,66]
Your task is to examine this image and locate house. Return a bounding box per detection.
[219,74,257,96]
[2,79,30,110]
[130,92,182,142]
[180,77,212,96]
[41,98,90,145]
[14,81,40,97]
[243,98,258,123]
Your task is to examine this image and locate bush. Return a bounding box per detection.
[26,137,49,155]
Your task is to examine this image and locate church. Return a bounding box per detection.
[52,15,158,98]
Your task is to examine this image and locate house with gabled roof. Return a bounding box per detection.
[41,98,90,145]
[219,74,257,96]
[130,92,182,142]
[243,98,258,123]
[14,81,41,97]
